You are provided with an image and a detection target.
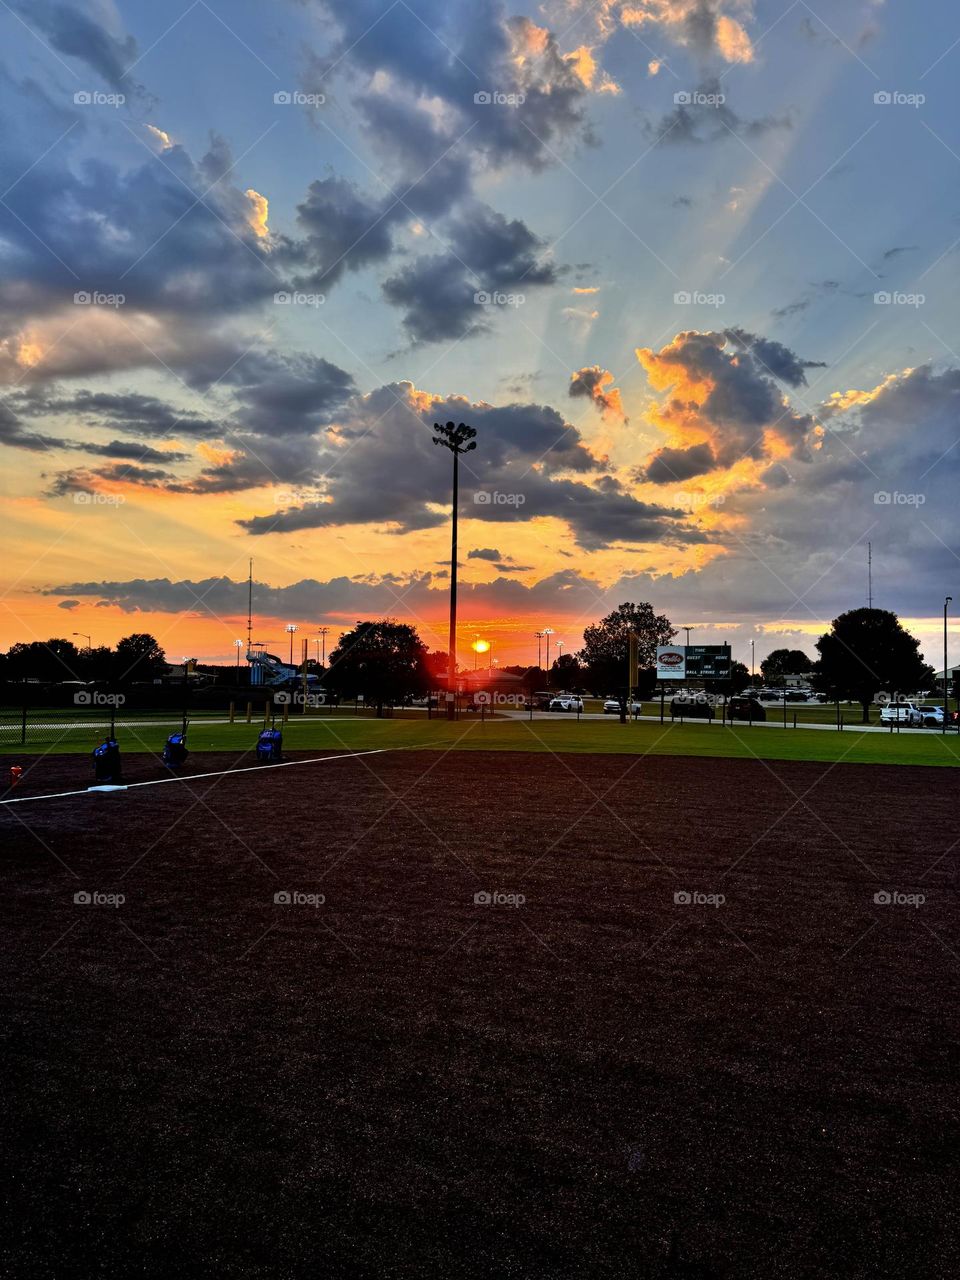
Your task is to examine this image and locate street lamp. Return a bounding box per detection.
[543,626,554,682]
[234,638,244,670]
[751,638,755,680]
[683,626,692,647]
[73,632,91,651]
[944,597,952,735]
[430,420,478,718]
[285,623,299,665]
[535,630,544,671]
[317,626,329,668]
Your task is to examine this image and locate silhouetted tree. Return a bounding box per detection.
[325,621,428,716]
[579,602,675,694]
[813,608,932,722]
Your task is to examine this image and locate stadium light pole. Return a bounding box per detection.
[543,627,554,685]
[234,638,243,670]
[751,638,755,680]
[431,420,478,719]
[944,597,952,735]
[535,630,543,671]
[317,626,329,668]
[286,623,298,665]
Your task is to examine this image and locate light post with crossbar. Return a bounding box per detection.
[431,420,478,719]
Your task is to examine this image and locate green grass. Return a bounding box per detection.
[5,711,960,768]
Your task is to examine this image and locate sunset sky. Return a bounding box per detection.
[2,0,958,671]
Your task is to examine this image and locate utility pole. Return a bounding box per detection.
[247,559,253,653]
[430,420,478,719]
[868,542,873,609]
[944,596,951,735]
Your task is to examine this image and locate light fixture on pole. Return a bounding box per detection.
[317,626,329,668]
[73,632,92,652]
[543,627,554,682]
[430,420,478,719]
[535,631,543,671]
[751,638,755,680]
[683,626,692,647]
[234,639,243,670]
[285,623,299,665]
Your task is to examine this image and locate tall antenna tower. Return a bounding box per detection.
[247,558,253,651]
[867,542,873,609]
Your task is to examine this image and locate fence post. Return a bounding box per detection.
[793,712,797,729]
[246,700,253,723]
[21,702,27,746]
[229,701,235,723]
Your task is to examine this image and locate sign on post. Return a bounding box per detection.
[656,645,686,679]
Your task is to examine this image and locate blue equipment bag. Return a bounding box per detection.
[93,736,122,783]
[256,727,283,763]
[162,732,189,769]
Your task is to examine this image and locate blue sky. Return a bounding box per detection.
[1,1,959,668]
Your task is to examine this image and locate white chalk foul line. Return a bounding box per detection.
[0,744,444,807]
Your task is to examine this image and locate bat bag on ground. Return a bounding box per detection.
[162,732,189,769]
[93,737,122,783]
[256,728,283,763]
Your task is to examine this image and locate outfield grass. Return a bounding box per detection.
[6,711,960,768]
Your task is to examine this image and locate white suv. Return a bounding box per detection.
[917,704,945,727]
[549,694,584,712]
[880,702,922,727]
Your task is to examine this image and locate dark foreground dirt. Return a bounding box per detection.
[2,749,958,1279]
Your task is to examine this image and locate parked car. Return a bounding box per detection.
[727,696,766,722]
[549,694,584,712]
[880,702,922,727]
[758,689,781,702]
[671,697,714,720]
[917,704,945,727]
[602,698,642,714]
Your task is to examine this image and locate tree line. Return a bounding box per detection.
[0,606,945,722]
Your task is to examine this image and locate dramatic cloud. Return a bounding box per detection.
[382,204,557,343]
[14,0,147,98]
[569,365,627,422]
[637,329,823,482]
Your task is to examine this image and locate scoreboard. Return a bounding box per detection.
[656,644,731,680]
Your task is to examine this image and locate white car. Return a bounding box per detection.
[603,698,641,714]
[917,704,945,727]
[549,694,584,712]
[880,702,922,727]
